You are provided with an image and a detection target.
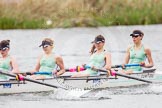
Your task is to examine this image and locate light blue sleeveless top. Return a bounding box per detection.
[0,56,12,79]
[126,45,146,72]
[85,51,106,75]
[39,54,56,72]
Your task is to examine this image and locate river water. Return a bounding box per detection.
[0,25,162,108]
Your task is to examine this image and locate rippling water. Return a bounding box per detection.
[0,25,162,108]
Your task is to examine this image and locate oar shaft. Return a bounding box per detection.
[112,64,140,68]
[114,72,152,83]
[34,72,52,75]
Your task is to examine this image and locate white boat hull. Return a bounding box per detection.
[58,71,162,90]
[0,70,162,95]
[0,80,58,95]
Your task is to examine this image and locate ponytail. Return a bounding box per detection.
[90,44,96,55]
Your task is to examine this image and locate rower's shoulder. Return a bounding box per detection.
[9,56,17,60]
[126,44,133,51]
[104,52,111,57]
[54,54,63,60]
[143,45,152,52]
[38,54,43,59]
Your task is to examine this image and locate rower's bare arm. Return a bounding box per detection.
[31,56,41,73]
[145,48,154,68]
[104,53,111,70]
[10,57,20,73]
[124,46,131,64]
[55,55,65,75]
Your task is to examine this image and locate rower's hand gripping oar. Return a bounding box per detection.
[84,65,152,83]
[0,70,67,90]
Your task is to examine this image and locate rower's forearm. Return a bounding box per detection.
[30,68,40,73]
[104,65,111,70]
[57,69,65,75]
[145,64,154,68]
[11,69,20,74]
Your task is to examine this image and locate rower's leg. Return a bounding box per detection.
[71,73,90,78]
[120,69,133,75]
[30,75,46,80]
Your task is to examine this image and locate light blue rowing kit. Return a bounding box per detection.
[0,56,12,80]
[39,54,56,78]
[126,45,146,73]
[83,51,106,76]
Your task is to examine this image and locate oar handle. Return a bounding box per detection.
[84,65,91,69]
[22,72,51,75]
[34,72,52,75]
[112,64,141,68]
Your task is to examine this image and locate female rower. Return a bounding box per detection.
[122,30,154,74]
[71,35,111,77]
[30,38,65,79]
[0,40,20,79]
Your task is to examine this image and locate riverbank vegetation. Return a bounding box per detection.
[0,0,162,29]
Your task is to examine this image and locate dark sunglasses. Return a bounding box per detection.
[0,47,8,51]
[131,35,140,38]
[95,41,104,44]
[42,45,50,48]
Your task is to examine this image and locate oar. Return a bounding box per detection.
[20,72,53,76]
[0,70,67,90]
[84,65,152,83]
[111,63,141,68]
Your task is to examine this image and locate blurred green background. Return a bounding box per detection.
[0,0,162,29]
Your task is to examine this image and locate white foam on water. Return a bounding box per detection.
[67,89,91,98]
[150,84,162,93]
[50,88,91,100]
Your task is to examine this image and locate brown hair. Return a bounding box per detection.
[42,38,54,45]
[95,35,105,40]
[0,40,10,46]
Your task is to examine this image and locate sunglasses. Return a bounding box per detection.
[0,47,8,51]
[131,35,140,38]
[42,45,50,48]
[95,41,103,44]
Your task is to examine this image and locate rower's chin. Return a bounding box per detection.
[133,40,137,43]
[44,50,49,54]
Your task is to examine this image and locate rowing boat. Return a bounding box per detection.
[58,69,162,89]
[0,68,162,95]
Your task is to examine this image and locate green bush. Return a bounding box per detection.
[0,0,162,29]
